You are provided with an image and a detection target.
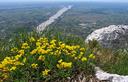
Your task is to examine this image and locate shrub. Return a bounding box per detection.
[0,36,95,82]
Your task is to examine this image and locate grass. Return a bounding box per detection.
[94,44,128,75]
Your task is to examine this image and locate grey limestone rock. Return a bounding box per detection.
[86,25,128,48]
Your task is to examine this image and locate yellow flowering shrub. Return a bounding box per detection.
[0,37,95,81]
[81,57,87,62]
[21,43,30,49]
[10,66,17,71]
[29,37,35,42]
[31,63,38,69]
[42,69,50,76]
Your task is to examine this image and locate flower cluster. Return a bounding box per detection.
[0,56,24,79]
[57,59,72,69]
[0,37,95,81]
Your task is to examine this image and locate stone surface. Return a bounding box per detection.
[85,25,128,48]
[95,67,128,82]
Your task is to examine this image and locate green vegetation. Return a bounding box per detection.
[0,3,60,39]
[95,48,128,75]
[0,31,128,82]
[0,32,96,82]
[0,2,128,81]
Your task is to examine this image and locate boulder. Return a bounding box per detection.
[85,25,128,48]
[95,67,128,82]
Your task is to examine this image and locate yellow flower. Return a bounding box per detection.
[37,48,48,54]
[31,63,38,69]
[71,54,75,57]
[10,66,16,71]
[57,61,72,69]
[80,48,85,51]
[0,64,4,69]
[89,54,95,59]
[80,52,84,55]
[21,43,30,49]
[62,62,72,69]
[58,59,63,63]
[1,58,10,66]
[23,58,26,63]
[11,47,18,52]
[47,49,52,52]
[14,61,24,65]
[42,69,50,76]
[78,54,82,59]
[54,50,61,56]
[65,45,74,50]
[58,42,62,45]
[49,44,55,49]
[14,55,22,60]
[50,39,56,44]
[30,49,37,55]
[38,55,45,61]
[56,64,61,69]
[18,50,24,55]
[60,43,65,49]
[63,49,69,54]
[38,37,48,43]
[50,52,54,55]
[71,51,76,54]
[36,42,41,47]
[41,44,46,49]
[81,57,87,62]
[29,37,35,42]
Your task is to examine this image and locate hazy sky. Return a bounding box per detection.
[0,0,128,2]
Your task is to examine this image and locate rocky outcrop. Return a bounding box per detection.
[85,25,128,48]
[95,67,128,82]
